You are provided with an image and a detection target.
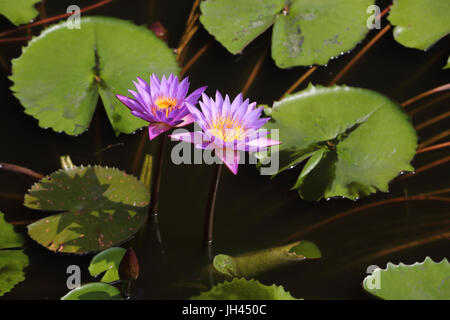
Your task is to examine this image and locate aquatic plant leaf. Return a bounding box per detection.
[191,278,299,300]
[272,0,374,67]
[0,212,25,250]
[24,165,149,254]
[0,0,40,26]
[61,282,122,300]
[200,0,374,67]
[363,257,450,300]
[263,84,417,201]
[288,241,322,259]
[291,147,327,190]
[445,56,450,70]
[0,212,29,296]
[388,0,450,50]
[200,0,285,54]
[10,17,179,136]
[213,241,321,278]
[88,247,126,283]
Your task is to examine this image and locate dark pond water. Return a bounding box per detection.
[0,0,449,299]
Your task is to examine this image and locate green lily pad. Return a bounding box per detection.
[10,16,179,136]
[388,0,450,50]
[25,165,149,254]
[0,0,40,26]
[200,0,374,67]
[264,84,417,201]
[61,282,122,300]
[191,278,299,300]
[199,0,285,54]
[272,0,374,67]
[88,247,126,283]
[0,212,29,296]
[363,257,450,300]
[213,240,321,278]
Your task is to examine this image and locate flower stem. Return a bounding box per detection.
[203,164,223,254]
[148,134,167,218]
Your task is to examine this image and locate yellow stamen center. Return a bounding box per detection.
[154,96,178,117]
[209,116,247,142]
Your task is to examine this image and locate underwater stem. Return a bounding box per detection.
[242,48,268,97]
[0,162,43,179]
[283,192,450,242]
[281,66,317,98]
[402,83,450,108]
[417,142,450,154]
[329,24,392,86]
[180,41,213,78]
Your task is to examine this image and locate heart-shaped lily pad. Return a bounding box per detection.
[263,84,417,201]
[0,0,40,26]
[363,257,450,300]
[10,16,179,136]
[191,278,299,300]
[0,211,29,296]
[200,0,374,67]
[61,282,122,300]
[24,166,149,254]
[388,0,450,50]
[88,247,126,283]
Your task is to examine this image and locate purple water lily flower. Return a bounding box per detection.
[170,91,281,175]
[116,73,206,140]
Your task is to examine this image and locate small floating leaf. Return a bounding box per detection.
[363,257,450,300]
[213,241,321,278]
[191,278,299,300]
[0,212,29,296]
[88,247,126,283]
[263,84,417,201]
[0,0,40,26]
[61,282,122,300]
[388,0,450,50]
[25,165,149,254]
[10,17,179,136]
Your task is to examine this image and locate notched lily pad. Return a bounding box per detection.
[272,0,374,67]
[388,0,450,50]
[200,0,374,67]
[191,278,299,300]
[0,0,40,26]
[264,84,417,201]
[363,257,450,300]
[213,241,321,278]
[200,0,285,54]
[61,282,122,300]
[10,16,179,136]
[24,165,149,254]
[0,212,29,296]
[88,247,126,283]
